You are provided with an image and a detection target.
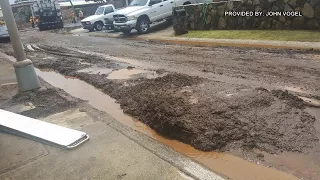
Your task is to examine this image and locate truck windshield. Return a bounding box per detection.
[95,7,105,15]
[129,0,148,6]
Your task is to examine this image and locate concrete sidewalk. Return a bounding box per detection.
[0,109,194,180]
[0,52,225,180]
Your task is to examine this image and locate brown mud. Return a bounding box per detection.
[111,74,317,153]
[24,46,318,154]
[5,42,320,179]
[0,82,80,119]
[34,69,301,180]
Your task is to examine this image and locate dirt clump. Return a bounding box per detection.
[111,73,318,154]
[0,84,18,103]
[22,44,319,154]
[36,45,121,67]
[271,89,305,109]
[6,87,79,118]
[36,56,89,75]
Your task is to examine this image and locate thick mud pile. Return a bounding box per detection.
[112,74,318,153]
[1,87,80,118]
[22,45,318,154]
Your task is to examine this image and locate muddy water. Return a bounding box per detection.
[107,69,151,79]
[35,69,299,180]
[77,66,113,75]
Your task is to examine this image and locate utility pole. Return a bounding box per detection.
[0,0,40,92]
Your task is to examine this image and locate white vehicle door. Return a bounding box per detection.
[103,6,116,23]
[148,0,165,22]
[162,0,175,18]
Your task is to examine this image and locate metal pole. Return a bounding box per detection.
[0,0,41,91]
[1,0,25,62]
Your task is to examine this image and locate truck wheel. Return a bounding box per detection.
[122,30,131,35]
[136,18,150,34]
[94,22,103,31]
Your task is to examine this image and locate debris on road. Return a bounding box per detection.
[20,45,318,154]
[111,74,318,153]
[0,109,89,149]
[2,29,320,179]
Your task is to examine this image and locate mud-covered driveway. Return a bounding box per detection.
[2,29,320,180]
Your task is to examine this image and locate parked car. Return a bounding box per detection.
[113,0,204,34]
[0,20,10,43]
[81,4,117,31]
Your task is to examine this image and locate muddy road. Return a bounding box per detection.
[1,29,320,180]
[18,30,320,97]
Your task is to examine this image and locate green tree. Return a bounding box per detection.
[17,6,32,23]
[74,8,82,17]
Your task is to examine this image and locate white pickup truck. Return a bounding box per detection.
[81,4,116,31]
[113,0,204,34]
[0,20,10,43]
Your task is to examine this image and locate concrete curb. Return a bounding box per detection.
[134,37,320,50]
[86,31,320,50]
[85,106,229,180]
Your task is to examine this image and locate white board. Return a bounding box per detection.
[0,109,89,149]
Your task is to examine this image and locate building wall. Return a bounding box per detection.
[173,0,320,30]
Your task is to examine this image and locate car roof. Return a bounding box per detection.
[99,4,113,8]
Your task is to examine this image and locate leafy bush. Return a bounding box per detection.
[17,6,32,23]
[74,8,82,17]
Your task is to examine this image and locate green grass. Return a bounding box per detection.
[181,30,320,42]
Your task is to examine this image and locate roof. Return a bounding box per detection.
[98,4,114,7]
[59,1,99,7]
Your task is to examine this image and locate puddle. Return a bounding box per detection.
[77,66,113,75]
[35,69,140,128]
[107,69,155,80]
[35,69,299,180]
